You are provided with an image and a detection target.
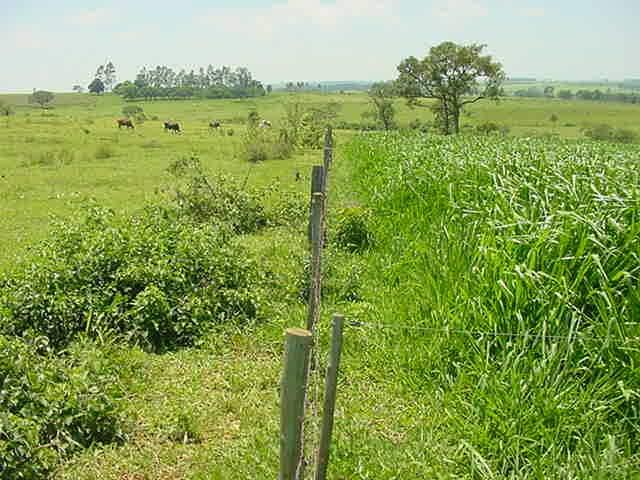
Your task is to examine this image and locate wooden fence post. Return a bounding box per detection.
[306,192,324,334]
[308,166,325,243]
[323,126,333,186]
[280,328,313,480]
[314,314,345,480]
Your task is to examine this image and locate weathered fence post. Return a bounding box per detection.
[314,314,345,480]
[323,126,333,187]
[307,192,324,334]
[308,165,325,243]
[280,328,313,480]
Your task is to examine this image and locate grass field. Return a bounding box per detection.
[0,91,639,478]
[1,91,638,269]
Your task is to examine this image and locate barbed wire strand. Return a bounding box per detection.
[345,319,639,345]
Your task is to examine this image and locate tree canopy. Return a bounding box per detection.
[396,42,505,134]
[88,78,105,95]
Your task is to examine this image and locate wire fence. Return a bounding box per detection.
[344,319,638,344]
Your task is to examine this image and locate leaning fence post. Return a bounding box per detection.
[280,328,313,480]
[314,314,345,480]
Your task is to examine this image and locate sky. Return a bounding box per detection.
[0,0,638,92]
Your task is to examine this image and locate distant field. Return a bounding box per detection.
[0,91,638,268]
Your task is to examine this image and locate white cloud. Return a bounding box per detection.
[432,0,488,21]
[67,8,114,26]
[520,7,545,17]
[201,0,395,36]
[3,27,46,50]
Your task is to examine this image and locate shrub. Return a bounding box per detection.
[0,100,13,116]
[333,206,374,253]
[475,121,509,135]
[0,336,124,479]
[167,156,268,233]
[0,206,262,352]
[122,105,143,118]
[585,124,637,144]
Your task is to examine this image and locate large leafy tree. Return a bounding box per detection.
[396,42,505,134]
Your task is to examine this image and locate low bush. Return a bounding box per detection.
[474,121,509,136]
[0,206,262,352]
[167,156,268,233]
[122,105,143,118]
[0,336,124,479]
[333,206,374,253]
[585,124,637,143]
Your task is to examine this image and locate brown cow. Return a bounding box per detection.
[117,118,134,129]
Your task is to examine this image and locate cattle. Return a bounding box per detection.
[117,118,134,129]
[259,119,272,129]
[164,121,181,133]
[209,120,221,129]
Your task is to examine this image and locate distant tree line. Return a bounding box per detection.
[112,65,266,100]
[513,86,640,104]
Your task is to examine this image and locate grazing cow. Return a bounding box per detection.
[117,118,134,129]
[209,120,221,129]
[164,121,181,133]
[259,119,272,129]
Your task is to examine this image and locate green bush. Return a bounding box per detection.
[122,105,143,118]
[167,156,268,233]
[0,100,13,116]
[333,206,374,253]
[0,336,124,479]
[585,124,637,143]
[0,206,262,352]
[475,121,509,135]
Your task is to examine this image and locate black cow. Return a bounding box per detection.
[164,121,181,133]
[209,120,221,129]
[117,118,134,129]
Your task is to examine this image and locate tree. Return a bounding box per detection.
[557,89,573,100]
[72,85,84,93]
[266,85,272,94]
[544,86,555,98]
[88,78,105,95]
[28,90,55,108]
[364,81,396,130]
[0,100,13,116]
[104,61,116,91]
[396,42,505,134]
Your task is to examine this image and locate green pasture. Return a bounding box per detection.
[1,91,638,269]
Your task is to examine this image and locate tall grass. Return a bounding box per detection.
[345,132,640,477]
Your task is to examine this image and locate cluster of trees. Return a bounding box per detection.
[284,81,322,91]
[514,86,640,104]
[112,65,266,100]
